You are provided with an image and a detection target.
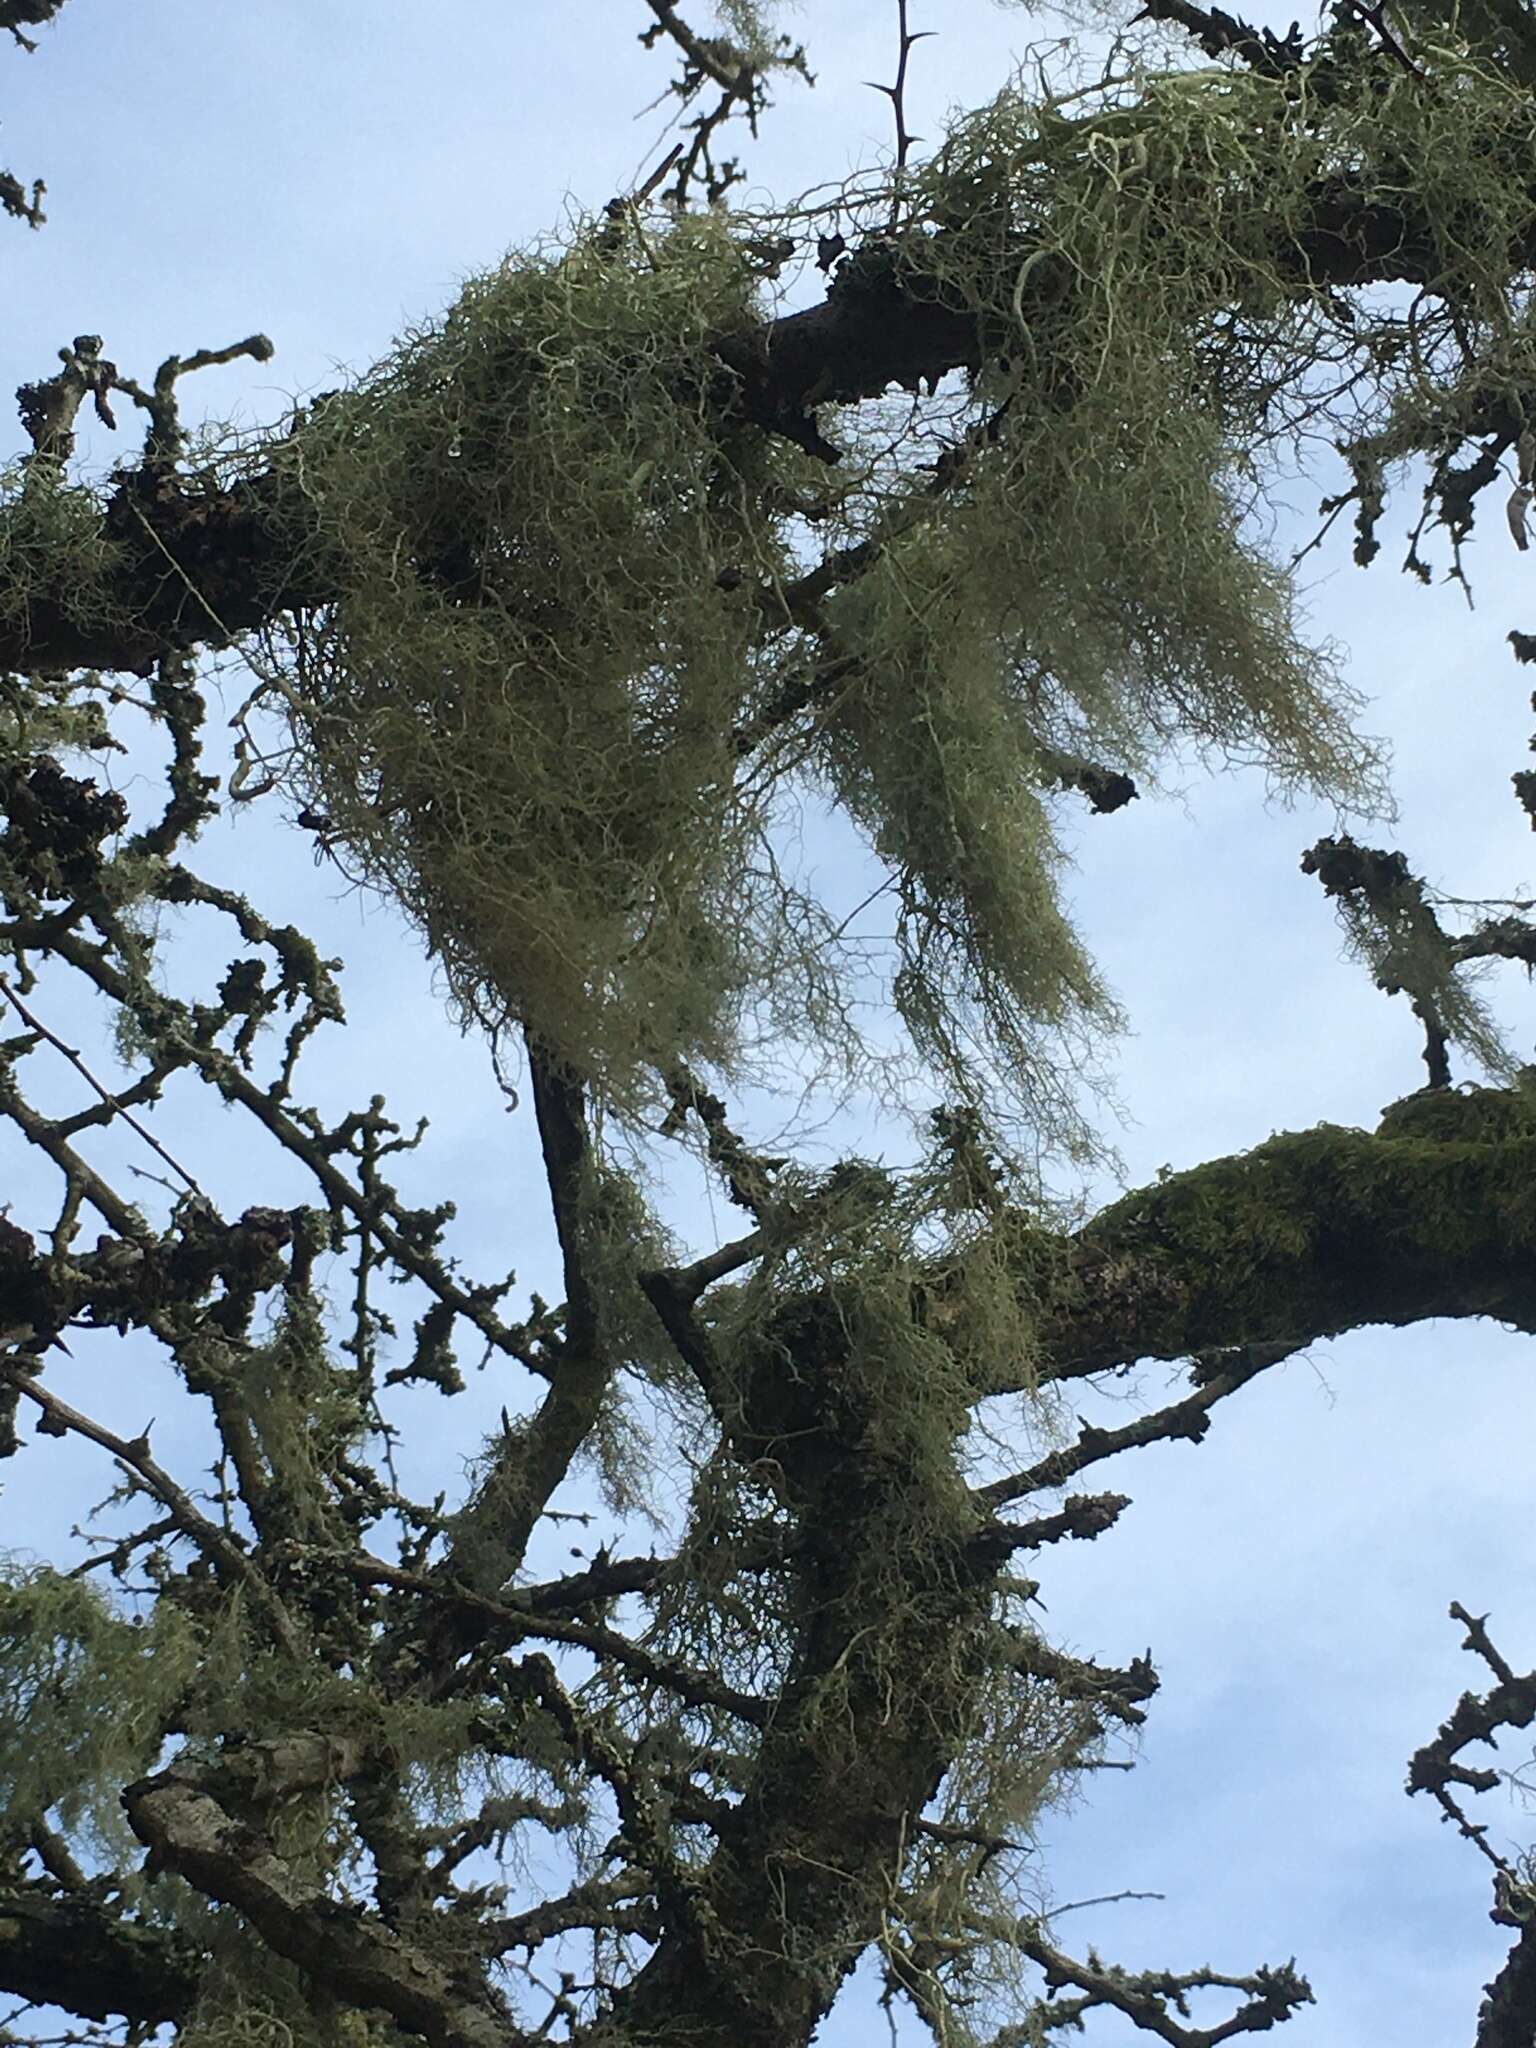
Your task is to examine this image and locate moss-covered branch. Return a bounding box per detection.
[1019,1086,1536,1391]
[4,33,1536,672]
[123,1762,524,2048]
[599,1444,1005,2047]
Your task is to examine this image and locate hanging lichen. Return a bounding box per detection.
[0,465,126,643]
[636,1142,1059,1733]
[242,211,829,1123]
[13,33,1536,1163]
[0,1559,200,1858]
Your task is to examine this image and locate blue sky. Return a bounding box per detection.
[4,4,1536,2043]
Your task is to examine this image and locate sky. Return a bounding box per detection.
[3,4,1536,2043]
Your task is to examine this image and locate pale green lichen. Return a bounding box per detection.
[241,212,822,1125]
[9,41,1536,1170]
[0,1559,200,1856]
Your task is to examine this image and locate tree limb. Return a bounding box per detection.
[0,1880,201,2025]
[7,104,1535,677]
[1002,1099,1536,1393]
[122,1764,525,2048]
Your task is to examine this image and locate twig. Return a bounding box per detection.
[0,974,207,1198]
[977,1347,1291,1506]
[1015,1926,1314,2044]
[868,0,936,228]
[2,1366,299,1652]
[353,1555,754,1715]
[1407,1605,1536,1875]
[1341,0,1426,78]
[1047,1887,1167,1917]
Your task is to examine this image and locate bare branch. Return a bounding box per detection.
[1,1365,302,1653]
[979,1350,1294,1503]
[1014,1925,1313,2044]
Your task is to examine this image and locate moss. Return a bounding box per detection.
[1076,1103,1536,1356]
[1376,1081,1536,1145]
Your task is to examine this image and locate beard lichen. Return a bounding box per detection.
[0,1559,200,1862]
[11,41,1536,1151]
[236,42,1517,1138]
[0,466,127,644]
[246,211,825,1124]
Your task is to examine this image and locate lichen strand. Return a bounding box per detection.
[803,37,1536,1125]
[0,468,127,641]
[0,1563,200,1860]
[813,537,1119,1124]
[626,1243,1011,2040]
[143,39,1536,1137]
[249,213,819,1122]
[1071,1087,1536,1360]
[628,1168,1068,2029]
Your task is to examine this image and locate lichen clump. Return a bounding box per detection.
[0,1561,199,1858]
[258,214,813,1115]
[229,33,1536,1132]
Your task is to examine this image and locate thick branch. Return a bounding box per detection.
[122,1765,523,2048]
[1005,1095,1536,1392]
[0,1881,201,2025]
[1477,1922,1536,2048]
[7,119,1535,677]
[431,1045,610,1601]
[1136,0,1307,75]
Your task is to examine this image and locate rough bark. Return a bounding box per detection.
[0,1884,201,2026]
[123,1769,521,2048]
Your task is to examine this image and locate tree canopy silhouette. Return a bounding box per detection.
[2,5,1536,2046]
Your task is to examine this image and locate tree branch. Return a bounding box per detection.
[1014,1925,1313,2044]
[0,1880,201,2025]
[978,1350,1295,1502]
[998,1096,1536,1393]
[7,103,1532,677]
[122,1763,525,2048]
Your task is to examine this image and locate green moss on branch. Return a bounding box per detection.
[1030,1087,1536,1383]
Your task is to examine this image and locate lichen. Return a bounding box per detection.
[241,211,821,1123]
[0,1560,200,1857]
